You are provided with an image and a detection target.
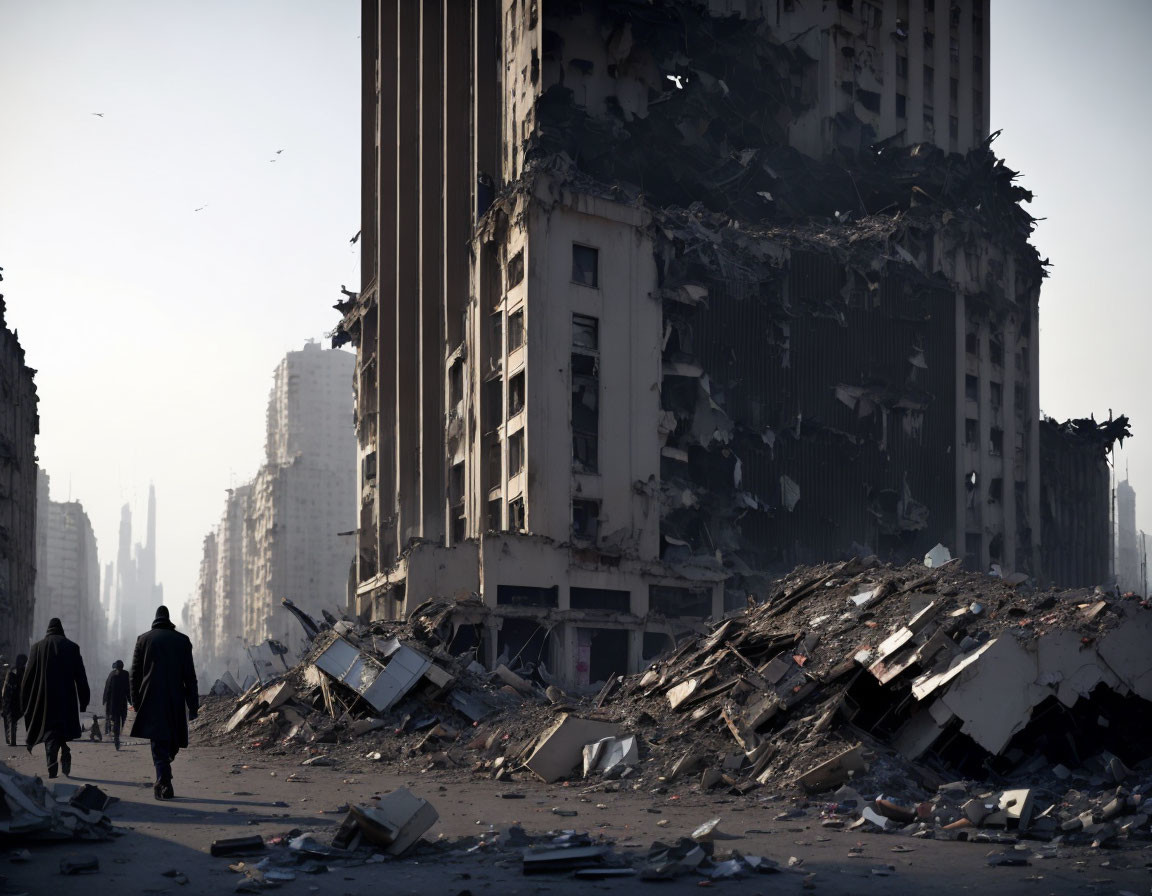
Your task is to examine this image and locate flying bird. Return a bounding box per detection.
[194,205,207,212]
[269,158,277,162]
[275,149,283,154]
[91,112,104,117]
[350,230,361,245]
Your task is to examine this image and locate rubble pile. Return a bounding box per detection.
[203,558,1152,856]
[0,763,118,841]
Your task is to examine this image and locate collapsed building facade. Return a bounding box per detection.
[338,0,1058,687]
[0,297,38,656]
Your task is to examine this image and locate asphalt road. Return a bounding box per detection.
[2,733,1147,896]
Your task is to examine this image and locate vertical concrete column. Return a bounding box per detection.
[360,0,379,292]
[627,630,643,675]
[395,0,421,547]
[444,0,471,526]
[953,291,967,562]
[473,0,499,196]
[378,1,399,561]
[1001,302,1018,572]
[956,0,973,151]
[1027,302,1042,572]
[419,0,445,545]
[907,0,924,143]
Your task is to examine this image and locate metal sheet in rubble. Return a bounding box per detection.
[315,637,431,713]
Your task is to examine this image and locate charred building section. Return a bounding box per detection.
[341,0,1043,687]
[1039,416,1130,589]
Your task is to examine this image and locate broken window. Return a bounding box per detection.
[572,315,599,473]
[949,115,958,142]
[506,249,524,290]
[923,29,934,49]
[571,244,598,288]
[496,584,557,608]
[857,88,881,114]
[965,417,978,448]
[508,496,525,533]
[965,532,982,564]
[508,370,525,417]
[895,93,907,118]
[529,48,539,85]
[448,359,463,409]
[449,461,464,506]
[508,429,524,476]
[950,77,958,103]
[989,477,1003,502]
[572,314,598,350]
[484,376,502,431]
[965,331,978,355]
[989,336,1004,367]
[576,627,629,686]
[861,1,882,28]
[363,451,377,483]
[489,311,502,365]
[990,381,1002,409]
[989,427,1004,457]
[572,499,599,541]
[570,587,630,612]
[487,498,502,532]
[487,440,501,486]
[989,532,1003,562]
[964,374,978,402]
[896,55,908,79]
[923,64,934,94]
[508,308,524,352]
[649,585,711,618]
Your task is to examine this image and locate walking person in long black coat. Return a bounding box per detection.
[1,654,26,746]
[102,660,130,750]
[20,618,90,778]
[130,606,199,799]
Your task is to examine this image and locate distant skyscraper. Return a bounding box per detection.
[107,484,164,645]
[1116,479,1139,593]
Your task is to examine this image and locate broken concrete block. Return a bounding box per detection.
[666,749,704,783]
[796,744,867,793]
[924,544,951,568]
[666,678,700,710]
[524,714,622,783]
[59,855,99,875]
[422,663,455,692]
[493,664,535,696]
[210,836,266,857]
[350,788,439,856]
[350,718,386,737]
[260,681,296,711]
[998,789,1034,829]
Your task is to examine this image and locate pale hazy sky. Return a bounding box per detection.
[1,1,1149,621]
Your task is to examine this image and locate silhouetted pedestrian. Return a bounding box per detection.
[20,619,90,778]
[103,660,130,750]
[130,606,198,800]
[88,714,103,742]
[1,654,26,746]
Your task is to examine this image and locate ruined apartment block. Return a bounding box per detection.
[189,342,356,678]
[1039,416,1129,589]
[340,0,1043,688]
[0,299,38,655]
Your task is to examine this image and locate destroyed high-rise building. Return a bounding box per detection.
[339,0,1049,687]
[188,341,356,679]
[1039,416,1129,589]
[0,297,38,655]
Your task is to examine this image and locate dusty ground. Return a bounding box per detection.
[3,728,1150,896]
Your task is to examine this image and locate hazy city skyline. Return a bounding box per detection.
[1,0,1149,621]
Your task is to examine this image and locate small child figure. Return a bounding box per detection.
[88,714,103,742]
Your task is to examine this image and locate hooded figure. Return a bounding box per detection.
[20,619,89,778]
[1,654,27,746]
[130,606,198,799]
[103,660,131,750]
